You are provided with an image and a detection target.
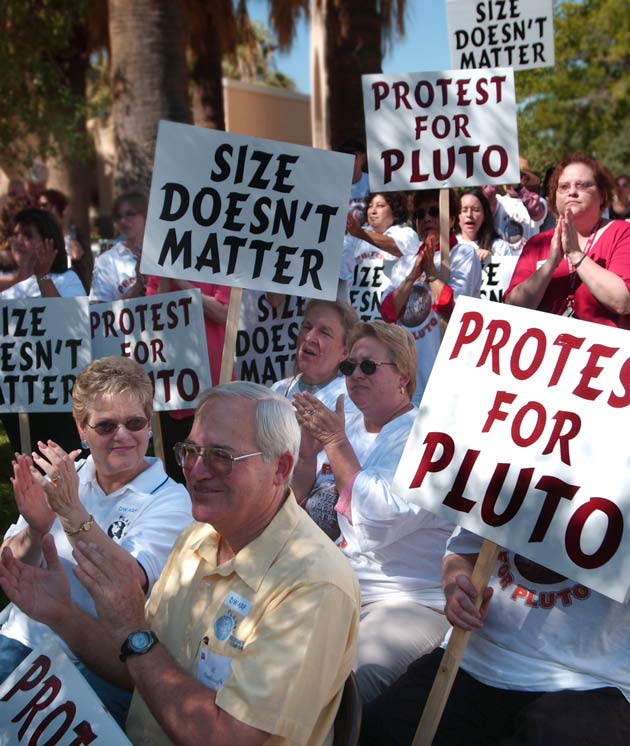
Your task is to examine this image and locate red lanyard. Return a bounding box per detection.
[564,220,602,316]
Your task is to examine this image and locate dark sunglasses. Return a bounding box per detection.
[87,416,149,436]
[339,359,396,376]
[173,442,262,476]
[415,206,440,220]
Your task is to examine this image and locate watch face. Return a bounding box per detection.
[129,630,153,653]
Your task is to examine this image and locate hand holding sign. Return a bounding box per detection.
[442,551,494,630]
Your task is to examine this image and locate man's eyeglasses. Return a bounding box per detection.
[87,417,149,436]
[415,206,440,220]
[339,359,396,376]
[173,442,262,475]
[116,211,141,220]
[556,181,596,195]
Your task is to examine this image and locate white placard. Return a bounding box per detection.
[90,289,211,410]
[141,121,354,300]
[0,637,131,745]
[0,297,91,413]
[393,297,630,603]
[480,255,519,303]
[235,291,305,384]
[447,0,555,71]
[362,68,519,191]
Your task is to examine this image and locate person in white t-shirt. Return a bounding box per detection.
[90,191,148,302]
[457,188,515,261]
[293,321,453,704]
[0,357,192,726]
[361,525,630,746]
[0,207,85,300]
[272,298,360,539]
[0,208,87,455]
[483,157,549,253]
[380,190,481,405]
[340,191,419,319]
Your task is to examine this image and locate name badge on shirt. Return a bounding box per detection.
[197,641,232,692]
[224,591,252,617]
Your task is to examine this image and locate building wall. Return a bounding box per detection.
[223,78,312,146]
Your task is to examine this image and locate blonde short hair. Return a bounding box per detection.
[72,356,153,425]
[347,320,417,399]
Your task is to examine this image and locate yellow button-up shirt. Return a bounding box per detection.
[126,492,360,746]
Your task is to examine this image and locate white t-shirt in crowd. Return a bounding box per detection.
[315,408,453,607]
[383,241,482,405]
[341,223,420,322]
[0,270,85,299]
[90,240,139,301]
[446,527,630,699]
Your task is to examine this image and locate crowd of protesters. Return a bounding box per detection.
[1,146,630,746]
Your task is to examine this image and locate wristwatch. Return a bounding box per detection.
[119,629,159,661]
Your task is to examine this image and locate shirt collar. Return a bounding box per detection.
[191,491,301,592]
[78,455,170,498]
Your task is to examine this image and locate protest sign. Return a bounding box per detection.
[141,121,353,300]
[447,0,555,71]
[362,68,519,191]
[348,248,395,322]
[90,289,211,410]
[0,637,131,745]
[394,297,630,603]
[480,255,519,303]
[0,297,90,413]
[236,290,305,385]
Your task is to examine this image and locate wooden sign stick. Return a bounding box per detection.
[150,412,165,465]
[18,412,31,454]
[411,539,501,746]
[219,287,243,385]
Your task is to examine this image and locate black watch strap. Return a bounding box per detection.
[119,629,159,662]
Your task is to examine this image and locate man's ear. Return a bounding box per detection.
[274,452,295,485]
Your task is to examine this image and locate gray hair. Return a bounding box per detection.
[196,382,300,479]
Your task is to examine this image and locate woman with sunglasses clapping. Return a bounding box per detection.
[292,321,454,705]
[380,189,482,405]
[0,356,192,726]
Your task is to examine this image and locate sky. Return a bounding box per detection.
[248,1,452,95]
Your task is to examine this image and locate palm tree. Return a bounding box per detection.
[268,0,406,149]
[184,0,242,131]
[108,0,191,191]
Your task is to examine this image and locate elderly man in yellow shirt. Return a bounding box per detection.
[0,382,361,746]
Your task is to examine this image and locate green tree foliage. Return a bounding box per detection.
[222,20,297,89]
[517,0,630,176]
[0,0,90,168]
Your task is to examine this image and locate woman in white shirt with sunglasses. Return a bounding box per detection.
[0,356,192,726]
[292,321,453,705]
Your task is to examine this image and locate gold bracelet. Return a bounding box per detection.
[63,514,94,536]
